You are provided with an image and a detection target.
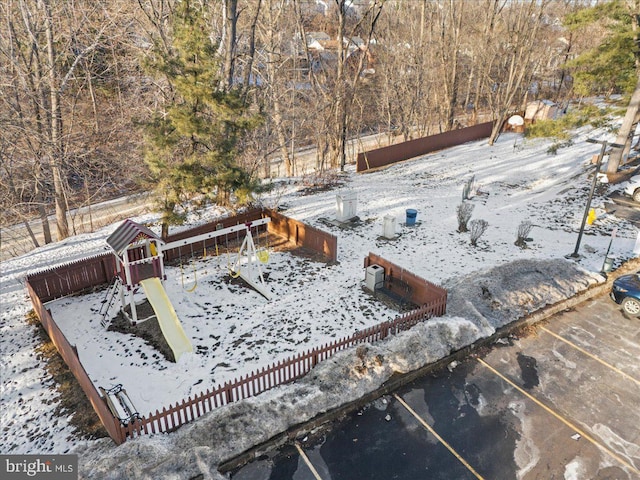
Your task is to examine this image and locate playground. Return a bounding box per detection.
[46,217,401,418]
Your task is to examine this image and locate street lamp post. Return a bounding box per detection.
[568,138,623,258]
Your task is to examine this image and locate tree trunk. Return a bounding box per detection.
[273,103,293,176]
[263,0,294,176]
[241,0,261,98]
[335,0,347,171]
[42,0,69,240]
[607,79,640,173]
[35,182,53,245]
[607,4,640,173]
[222,0,238,90]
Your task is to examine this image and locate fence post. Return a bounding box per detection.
[225,382,233,404]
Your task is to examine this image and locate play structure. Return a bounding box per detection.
[161,216,272,299]
[101,217,273,361]
[102,219,192,362]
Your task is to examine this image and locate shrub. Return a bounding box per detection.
[469,219,488,246]
[515,220,534,248]
[525,104,613,142]
[457,202,474,233]
[546,139,573,155]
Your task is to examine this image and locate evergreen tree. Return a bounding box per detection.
[564,1,637,97]
[142,0,260,237]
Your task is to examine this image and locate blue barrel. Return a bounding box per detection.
[406,209,417,226]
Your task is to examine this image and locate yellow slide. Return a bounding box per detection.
[139,277,193,362]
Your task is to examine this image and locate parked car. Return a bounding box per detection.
[610,273,640,316]
[623,175,640,202]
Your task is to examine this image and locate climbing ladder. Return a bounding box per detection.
[100,277,121,329]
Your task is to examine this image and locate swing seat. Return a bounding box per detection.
[257,250,269,263]
[184,278,198,292]
[179,260,198,292]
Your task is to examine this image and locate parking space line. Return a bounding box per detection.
[540,326,640,386]
[294,442,323,480]
[478,358,640,475]
[393,393,485,480]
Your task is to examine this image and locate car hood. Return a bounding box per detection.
[624,175,640,195]
[613,273,640,290]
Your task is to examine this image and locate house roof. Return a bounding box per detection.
[106,219,161,255]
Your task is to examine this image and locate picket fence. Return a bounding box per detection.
[120,296,446,440]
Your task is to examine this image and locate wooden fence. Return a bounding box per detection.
[161,208,337,263]
[356,122,494,172]
[27,253,117,302]
[364,252,448,308]
[120,297,446,440]
[267,209,338,263]
[161,209,269,263]
[26,282,127,444]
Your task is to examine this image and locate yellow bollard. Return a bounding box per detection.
[587,208,596,225]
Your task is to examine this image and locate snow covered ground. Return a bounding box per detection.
[2,119,639,477]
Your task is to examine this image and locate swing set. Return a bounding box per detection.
[163,217,273,299]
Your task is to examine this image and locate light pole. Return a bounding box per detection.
[568,138,623,258]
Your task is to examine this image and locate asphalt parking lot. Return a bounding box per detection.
[231,294,640,479]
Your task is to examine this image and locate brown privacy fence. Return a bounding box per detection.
[267,209,338,263]
[161,208,337,264]
[364,252,448,309]
[120,298,446,440]
[26,282,127,444]
[25,211,444,445]
[27,253,116,302]
[356,122,494,172]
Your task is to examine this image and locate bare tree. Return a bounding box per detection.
[41,0,70,239]
[375,1,433,141]
[258,0,297,176]
[1,0,121,241]
[434,0,464,131]
[221,0,238,90]
[607,0,640,172]
[294,0,385,171]
[475,0,551,144]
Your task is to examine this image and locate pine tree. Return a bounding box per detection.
[142,0,260,237]
[564,1,637,97]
